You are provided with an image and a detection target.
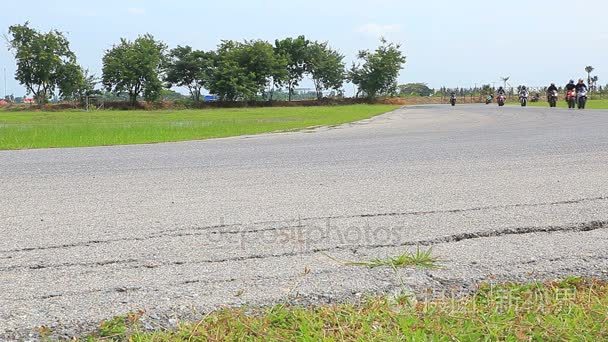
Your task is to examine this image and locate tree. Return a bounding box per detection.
[56,65,98,102]
[398,83,433,97]
[585,66,594,86]
[349,38,406,99]
[207,41,256,101]
[306,42,345,100]
[7,22,82,105]
[591,75,599,91]
[240,40,285,99]
[160,89,187,101]
[164,46,214,102]
[208,40,283,101]
[102,34,166,105]
[274,36,310,101]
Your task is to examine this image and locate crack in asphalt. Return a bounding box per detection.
[8,270,333,302]
[2,221,606,273]
[0,258,139,272]
[1,196,606,257]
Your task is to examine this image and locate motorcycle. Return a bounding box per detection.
[497,94,506,107]
[577,89,588,109]
[566,89,577,109]
[519,92,529,107]
[485,95,494,104]
[450,94,456,106]
[548,90,558,107]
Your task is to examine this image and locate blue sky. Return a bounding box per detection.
[1,0,607,96]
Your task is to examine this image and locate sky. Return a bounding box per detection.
[1,0,607,97]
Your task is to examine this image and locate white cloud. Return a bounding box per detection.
[127,7,146,15]
[356,23,402,37]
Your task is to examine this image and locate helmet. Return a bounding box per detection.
[578,79,584,83]
[522,86,527,90]
[569,79,575,84]
[550,83,555,86]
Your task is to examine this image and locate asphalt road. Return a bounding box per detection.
[1,104,608,338]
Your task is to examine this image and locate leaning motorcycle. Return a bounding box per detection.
[450,95,456,106]
[577,89,588,109]
[485,95,493,104]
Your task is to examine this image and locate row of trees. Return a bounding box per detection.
[7,23,406,106]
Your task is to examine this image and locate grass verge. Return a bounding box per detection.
[0,104,399,150]
[520,98,608,109]
[76,277,607,341]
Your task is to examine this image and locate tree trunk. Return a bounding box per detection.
[129,92,137,106]
[314,80,323,100]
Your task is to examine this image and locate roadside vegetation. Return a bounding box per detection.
[4,23,406,108]
[0,105,398,150]
[77,278,608,341]
[526,99,608,109]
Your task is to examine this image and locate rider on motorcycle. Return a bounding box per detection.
[575,79,588,109]
[565,80,576,92]
[546,83,559,107]
[547,83,558,94]
[519,86,529,98]
[575,79,588,93]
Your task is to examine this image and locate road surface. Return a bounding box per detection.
[1,105,608,338]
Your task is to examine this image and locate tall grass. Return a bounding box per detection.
[0,105,398,150]
[79,278,608,341]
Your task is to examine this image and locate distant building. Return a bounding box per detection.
[23,98,35,104]
[0,99,8,106]
[204,95,219,102]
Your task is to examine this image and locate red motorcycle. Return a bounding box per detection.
[566,89,577,109]
[497,94,506,107]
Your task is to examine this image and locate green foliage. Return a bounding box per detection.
[7,22,81,105]
[274,36,310,101]
[208,40,285,101]
[81,279,608,341]
[207,40,258,101]
[164,46,214,102]
[102,34,166,105]
[306,42,345,100]
[350,38,406,99]
[56,65,98,101]
[398,83,433,97]
[159,89,187,101]
[344,247,439,269]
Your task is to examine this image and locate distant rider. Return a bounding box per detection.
[547,83,558,92]
[496,87,506,96]
[565,80,576,92]
[575,79,588,93]
[519,86,529,98]
[547,83,558,95]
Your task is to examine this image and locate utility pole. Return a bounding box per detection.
[500,76,510,99]
[3,68,6,100]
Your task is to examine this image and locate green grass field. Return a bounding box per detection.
[522,98,608,109]
[79,278,607,341]
[0,105,399,150]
